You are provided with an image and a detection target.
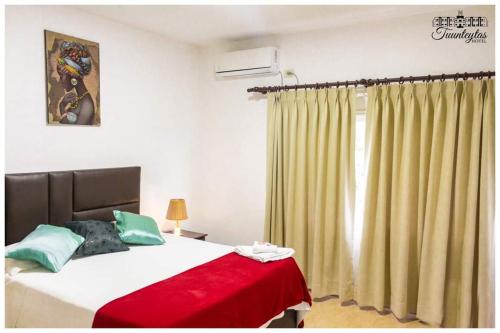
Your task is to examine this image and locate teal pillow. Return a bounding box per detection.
[5,224,84,272]
[113,210,165,245]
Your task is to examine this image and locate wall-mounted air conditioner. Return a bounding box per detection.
[215,47,279,78]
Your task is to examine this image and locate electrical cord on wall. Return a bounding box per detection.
[278,69,299,86]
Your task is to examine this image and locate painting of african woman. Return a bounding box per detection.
[45,30,100,125]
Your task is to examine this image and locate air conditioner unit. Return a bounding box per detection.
[215,47,279,78]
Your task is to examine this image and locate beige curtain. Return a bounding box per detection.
[264,88,356,300]
[356,79,495,328]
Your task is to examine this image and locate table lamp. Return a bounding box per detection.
[166,199,188,236]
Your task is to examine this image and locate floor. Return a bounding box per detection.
[304,297,433,328]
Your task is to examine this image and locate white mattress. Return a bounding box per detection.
[5,234,309,328]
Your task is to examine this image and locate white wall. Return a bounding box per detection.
[5,6,495,246]
[189,5,495,245]
[5,5,201,230]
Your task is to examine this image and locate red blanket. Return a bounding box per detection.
[92,253,311,328]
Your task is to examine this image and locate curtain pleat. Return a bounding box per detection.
[264,88,356,300]
[357,79,495,328]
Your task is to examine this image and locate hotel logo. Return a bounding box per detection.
[432,10,488,43]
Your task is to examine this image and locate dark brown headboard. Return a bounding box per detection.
[5,166,141,245]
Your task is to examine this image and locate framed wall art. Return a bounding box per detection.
[44,30,100,126]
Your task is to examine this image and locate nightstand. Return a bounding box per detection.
[166,229,207,241]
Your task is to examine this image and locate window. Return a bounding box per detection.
[353,89,367,278]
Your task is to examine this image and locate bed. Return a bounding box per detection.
[5,166,311,328]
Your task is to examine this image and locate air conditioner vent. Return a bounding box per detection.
[215,47,279,78]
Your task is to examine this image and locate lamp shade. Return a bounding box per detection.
[166,199,188,221]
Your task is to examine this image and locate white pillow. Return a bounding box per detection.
[5,243,41,276]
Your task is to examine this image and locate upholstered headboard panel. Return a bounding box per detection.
[5,166,140,245]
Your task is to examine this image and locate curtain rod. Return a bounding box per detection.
[247,70,495,94]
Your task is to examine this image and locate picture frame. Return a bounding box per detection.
[44,30,100,126]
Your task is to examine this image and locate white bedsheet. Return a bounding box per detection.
[5,234,309,328]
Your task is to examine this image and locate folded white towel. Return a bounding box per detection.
[234,245,295,262]
[252,241,278,253]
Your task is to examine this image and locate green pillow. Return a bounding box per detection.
[5,224,84,272]
[113,210,165,245]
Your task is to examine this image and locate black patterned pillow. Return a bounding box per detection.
[65,220,129,256]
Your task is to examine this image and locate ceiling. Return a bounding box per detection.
[77,5,466,46]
